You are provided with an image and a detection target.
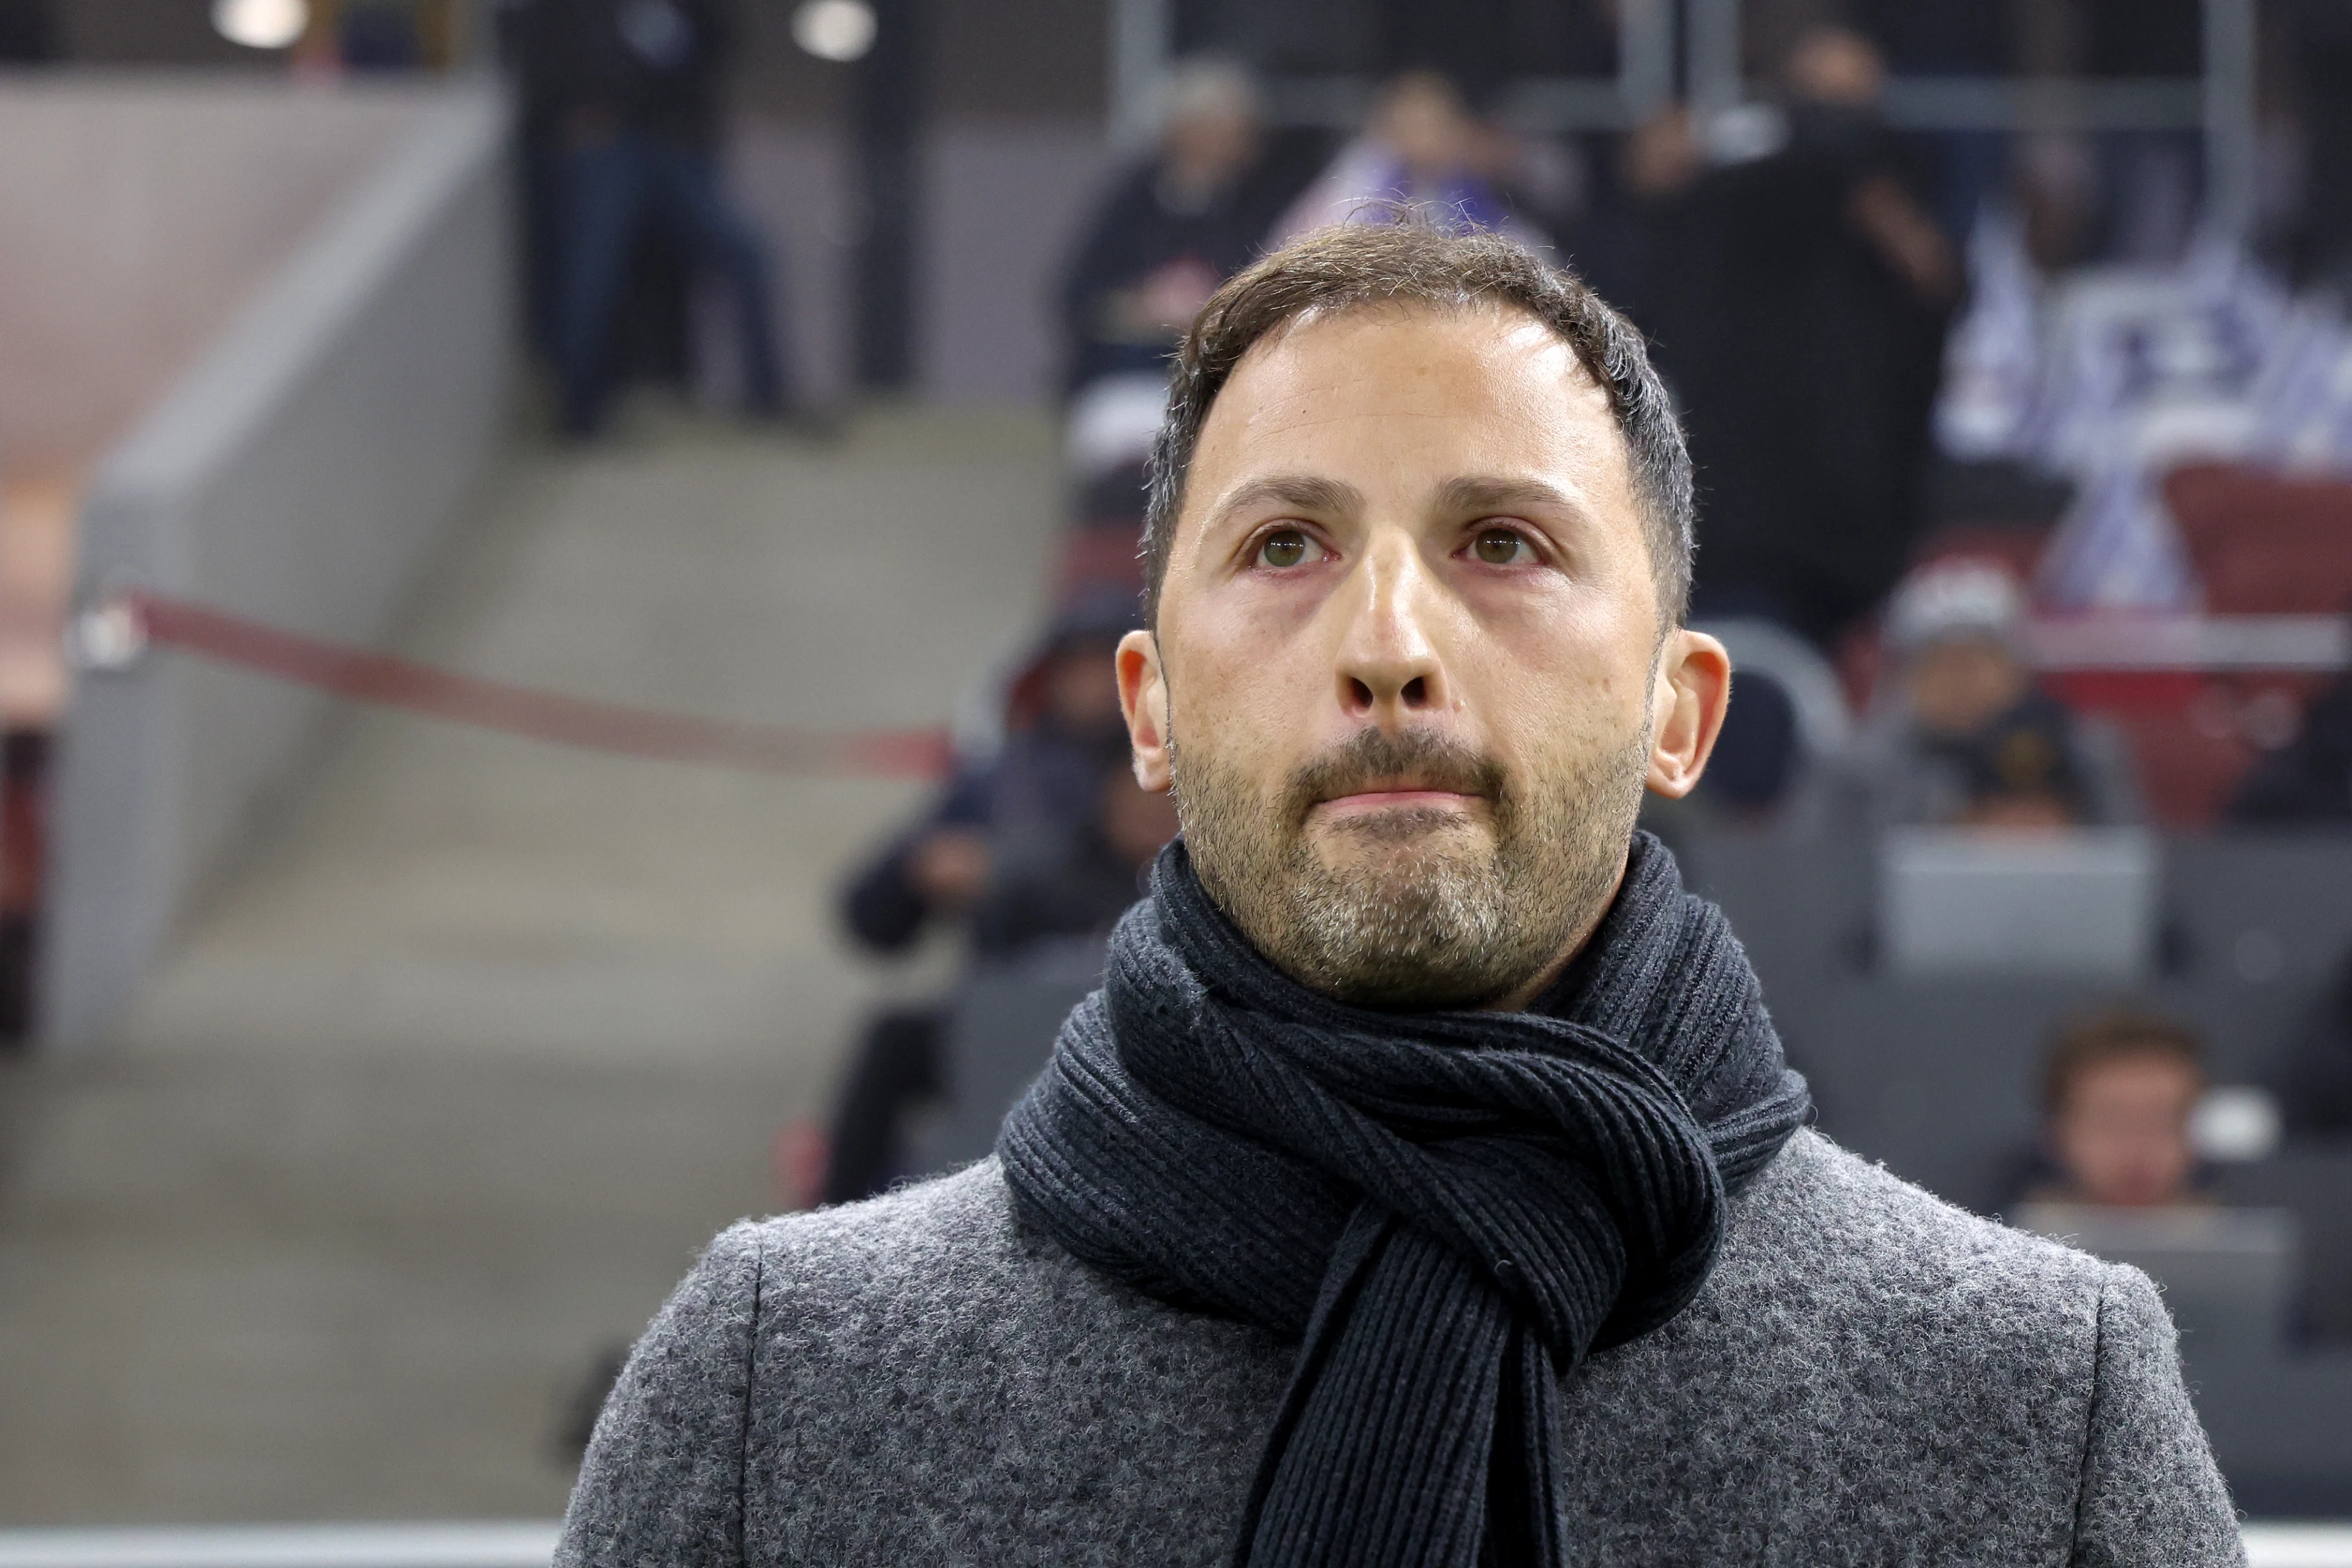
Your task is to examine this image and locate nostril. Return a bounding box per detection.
[1347,677,1374,711]
[1401,676,1427,707]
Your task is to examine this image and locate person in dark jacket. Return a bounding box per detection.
[968,764,1179,960]
[821,600,1140,1204]
[822,761,1178,1205]
[1058,58,1272,400]
[514,0,789,434]
[1640,28,1957,647]
[2232,672,2352,826]
[840,603,1136,954]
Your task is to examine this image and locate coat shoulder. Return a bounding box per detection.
[1732,1127,2114,1303]
[724,1160,1183,1335]
[722,1164,1292,1567]
[1559,1129,2238,1566]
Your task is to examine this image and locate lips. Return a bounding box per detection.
[1313,785,1485,818]
[1283,729,1504,828]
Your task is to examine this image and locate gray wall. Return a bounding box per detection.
[921,124,1118,404]
[44,86,513,1049]
[0,76,432,472]
[728,117,1117,409]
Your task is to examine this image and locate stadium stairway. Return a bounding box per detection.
[0,405,1061,1521]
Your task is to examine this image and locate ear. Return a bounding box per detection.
[1117,629,1173,792]
[1645,628,1731,799]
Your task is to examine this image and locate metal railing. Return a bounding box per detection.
[1107,0,2263,241]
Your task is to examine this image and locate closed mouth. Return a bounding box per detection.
[1311,783,1486,819]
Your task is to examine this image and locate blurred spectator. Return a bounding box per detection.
[1572,104,1703,324]
[1837,561,2140,829]
[2012,132,2102,275]
[1638,29,1957,647]
[1999,0,2204,268]
[823,761,1173,1206]
[841,600,1134,954]
[972,767,1178,959]
[820,596,1156,1206]
[0,0,55,61]
[2280,948,2352,1137]
[1845,0,2013,243]
[2291,0,2352,298]
[1268,72,1539,246]
[2071,0,2206,266]
[512,0,790,435]
[1057,59,1272,400]
[2025,1006,2210,1208]
[340,0,422,69]
[2231,671,2352,827]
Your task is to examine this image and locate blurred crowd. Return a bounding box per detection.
[156,0,2349,1348]
[801,17,2352,1213]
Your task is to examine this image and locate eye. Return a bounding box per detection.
[1254,527,1324,570]
[1470,526,1536,566]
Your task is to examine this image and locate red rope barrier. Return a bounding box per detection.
[114,592,954,780]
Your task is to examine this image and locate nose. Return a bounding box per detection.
[1333,530,1452,725]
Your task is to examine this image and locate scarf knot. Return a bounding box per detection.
[1000,832,1809,1567]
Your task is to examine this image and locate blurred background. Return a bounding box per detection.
[2,0,2352,1555]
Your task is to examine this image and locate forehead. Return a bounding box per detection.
[2071,1050,2199,1093]
[1185,301,1631,510]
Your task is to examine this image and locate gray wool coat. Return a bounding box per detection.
[557,1129,2244,1567]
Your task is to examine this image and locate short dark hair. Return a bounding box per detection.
[2041,1006,2206,1117]
[1140,220,1694,626]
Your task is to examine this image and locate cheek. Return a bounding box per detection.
[1165,627,1308,786]
[1477,618,1656,766]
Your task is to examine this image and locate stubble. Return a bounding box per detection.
[1170,720,1651,1010]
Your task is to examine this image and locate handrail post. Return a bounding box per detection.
[1688,0,1742,135]
[1619,0,1675,126]
[1109,0,1172,151]
[2202,0,2259,246]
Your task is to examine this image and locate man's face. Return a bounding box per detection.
[2051,1053,2202,1208]
[1118,302,1727,1009]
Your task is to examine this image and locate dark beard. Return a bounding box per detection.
[1169,722,1652,1010]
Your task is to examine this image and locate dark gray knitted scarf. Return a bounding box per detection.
[998,831,1811,1567]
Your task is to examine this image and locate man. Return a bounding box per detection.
[560,224,2237,1564]
[821,599,1137,1205]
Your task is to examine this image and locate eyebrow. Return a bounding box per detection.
[1434,475,1581,517]
[1207,474,1366,532]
